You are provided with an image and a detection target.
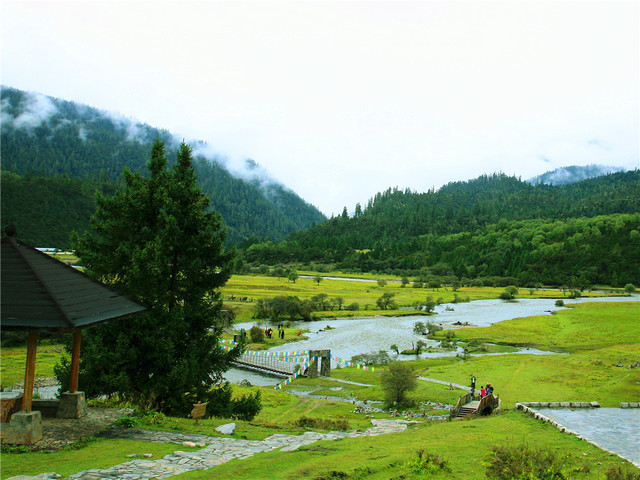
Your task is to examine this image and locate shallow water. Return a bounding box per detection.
[535,408,640,467]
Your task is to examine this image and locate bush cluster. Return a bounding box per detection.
[294,416,349,431]
[206,382,262,421]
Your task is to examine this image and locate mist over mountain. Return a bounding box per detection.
[0,86,326,246]
[527,164,628,186]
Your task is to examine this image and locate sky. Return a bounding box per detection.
[1,1,638,216]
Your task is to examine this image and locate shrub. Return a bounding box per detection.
[555,299,564,307]
[294,416,349,431]
[606,465,640,480]
[206,382,262,421]
[426,321,443,337]
[231,390,262,421]
[413,321,427,335]
[249,325,264,343]
[113,415,138,428]
[406,449,451,474]
[568,289,581,299]
[485,443,569,480]
[351,350,390,366]
[624,283,637,294]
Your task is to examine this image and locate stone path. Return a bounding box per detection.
[418,376,468,391]
[10,419,411,480]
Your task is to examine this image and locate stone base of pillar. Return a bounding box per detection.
[57,391,87,419]
[1,410,43,444]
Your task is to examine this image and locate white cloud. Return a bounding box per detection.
[1,0,638,215]
[8,91,58,129]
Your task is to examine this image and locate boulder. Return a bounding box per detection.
[216,422,236,435]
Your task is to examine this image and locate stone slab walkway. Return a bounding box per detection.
[9,419,411,480]
[418,376,468,391]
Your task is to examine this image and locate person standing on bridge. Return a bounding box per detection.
[480,385,486,397]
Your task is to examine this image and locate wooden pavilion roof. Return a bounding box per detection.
[1,227,146,332]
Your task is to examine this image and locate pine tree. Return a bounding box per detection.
[64,140,239,415]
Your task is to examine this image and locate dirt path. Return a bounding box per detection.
[27,408,133,451]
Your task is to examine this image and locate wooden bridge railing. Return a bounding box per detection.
[450,392,472,418]
[476,393,500,415]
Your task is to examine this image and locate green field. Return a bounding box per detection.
[221,273,611,323]
[1,275,638,479]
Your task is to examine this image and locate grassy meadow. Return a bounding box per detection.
[221,273,611,323]
[1,273,638,478]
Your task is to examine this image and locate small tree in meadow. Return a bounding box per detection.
[380,361,417,407]
[376,292,396,310]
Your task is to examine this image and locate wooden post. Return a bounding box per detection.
[22,331,39,412]
[69,330,82,393]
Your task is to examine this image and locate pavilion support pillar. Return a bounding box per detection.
[58,330,87,419]
[21,331,38,413]
[3,331,44,444]
[69,330,82,393]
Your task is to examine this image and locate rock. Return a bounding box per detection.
[620,402,630,408]
[216,423,236,435]
[590,401,600,408]
[126,453,142,458]
[143,453,153,458]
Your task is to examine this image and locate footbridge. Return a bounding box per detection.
[231,349,332,378]
[450,392,501,418]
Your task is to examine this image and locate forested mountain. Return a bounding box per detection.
[528,164,627,186]
[241,172,640,287]
[0,87,326,247]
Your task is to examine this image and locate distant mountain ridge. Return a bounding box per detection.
[0,86,326,246]
[527,164,628,186]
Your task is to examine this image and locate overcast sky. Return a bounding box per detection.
[2,1,638,216]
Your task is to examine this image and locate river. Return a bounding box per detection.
[233,295,638,365]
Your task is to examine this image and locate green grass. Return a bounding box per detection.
[0,440,201,480]
[0,344,65,389]
[2,293,638,478]
[422,302,640,407]
[222,274,607,324]
[445,302,640,352]
[172,410,637,480]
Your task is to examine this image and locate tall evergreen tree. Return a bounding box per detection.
[63,140,239,415]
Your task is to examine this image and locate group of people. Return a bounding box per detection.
[264,325,286,339]
[470,374,494,398]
